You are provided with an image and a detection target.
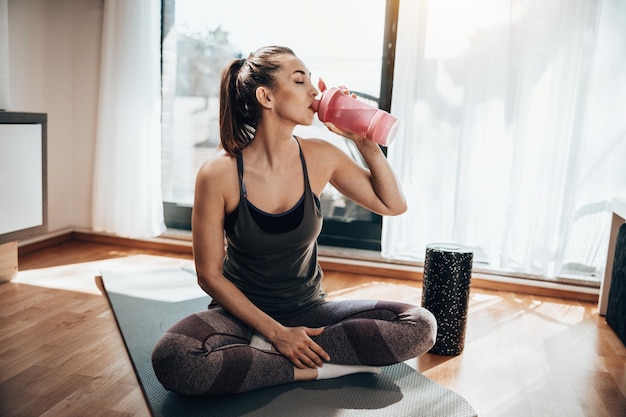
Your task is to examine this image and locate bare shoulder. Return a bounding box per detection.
[296,136,350,194]
[297,136,344,162]
[194,151,239,211]
[196,151,237,187]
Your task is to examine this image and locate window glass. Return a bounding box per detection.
[162,0,387,234]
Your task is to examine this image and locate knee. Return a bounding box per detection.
[404,306,437,356]
[420,308,437,352]
[151,334,188,393]
[151,333,214,396]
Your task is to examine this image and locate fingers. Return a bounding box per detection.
[285,346,318,369]
[305,327,325,336]
[276,327,330,369]
[324,122,363,142]
[310,342,331,363]
[294,345,328,368]
[293,350,322,369]
[324,122,344,136]
[303,327,330,366]
[317,79,355,99]
[304,327,330,361]
[336,86,356,99]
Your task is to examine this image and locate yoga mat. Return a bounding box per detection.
[97,267,477,417]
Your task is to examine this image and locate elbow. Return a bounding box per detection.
[389,197,408,216]
[381,200,407,217]
[390,203,408,216]
[196,273,216,296]
[197,277,210,295]
[386,187,408,216]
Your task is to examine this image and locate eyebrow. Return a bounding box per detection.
[292,70,311,77]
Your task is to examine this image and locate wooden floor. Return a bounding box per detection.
[1,239,625,417]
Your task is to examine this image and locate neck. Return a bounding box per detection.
[244,123,297,168]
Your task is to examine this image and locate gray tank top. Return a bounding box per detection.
[221,137,325,319]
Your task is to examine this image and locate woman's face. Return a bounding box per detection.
[269,55,319,126]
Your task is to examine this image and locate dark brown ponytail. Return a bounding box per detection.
[219,46,296,156]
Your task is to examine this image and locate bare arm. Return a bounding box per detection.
[323,122,407,216]
[191,158,329,369]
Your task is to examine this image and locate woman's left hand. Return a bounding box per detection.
[271,325,330,369]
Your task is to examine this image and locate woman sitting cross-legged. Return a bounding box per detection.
[151,45,437,397]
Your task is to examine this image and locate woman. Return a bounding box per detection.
[152,46,436,396]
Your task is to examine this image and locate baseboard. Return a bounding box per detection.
[17,230,74,256]
[318,255,599,303]
[72,230,193,254]
[16,228,193,256]
[0,241,18,282]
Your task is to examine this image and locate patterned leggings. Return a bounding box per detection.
[151,299,437,396]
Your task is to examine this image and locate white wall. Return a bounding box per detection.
[7,0,103,237]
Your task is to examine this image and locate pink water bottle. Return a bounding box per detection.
[312,86,399,146]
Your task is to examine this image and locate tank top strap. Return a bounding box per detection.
[236,154,247,198]
[293,136,311,194]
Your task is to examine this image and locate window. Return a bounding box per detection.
[161,0,399,250]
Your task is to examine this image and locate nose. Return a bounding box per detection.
[310,83,319,97]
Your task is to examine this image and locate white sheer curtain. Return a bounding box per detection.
[92,0,165,238]
[383,0,626,279]
[0,0,9,110]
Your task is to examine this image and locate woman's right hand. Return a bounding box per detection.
[271,325,330,369]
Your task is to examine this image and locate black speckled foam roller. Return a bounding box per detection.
[421,243,473,356]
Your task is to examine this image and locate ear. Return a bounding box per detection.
[256,86,273,109]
